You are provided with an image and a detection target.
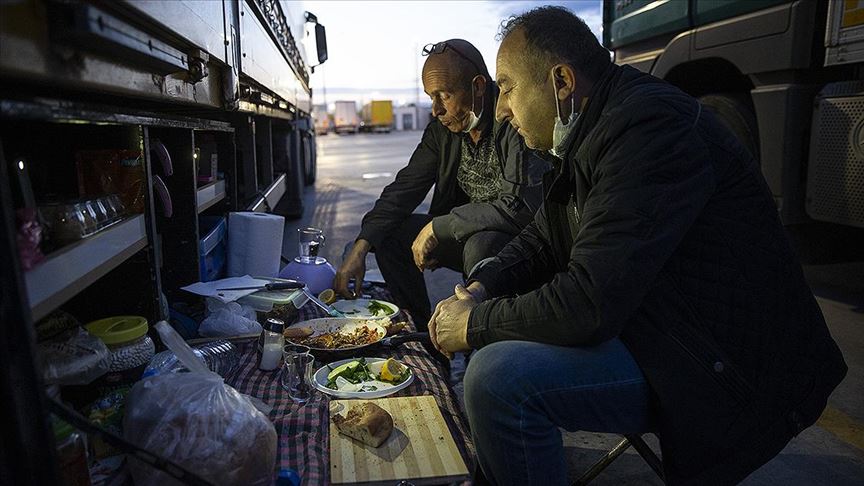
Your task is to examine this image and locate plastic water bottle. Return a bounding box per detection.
[196,340,239,376]
[142,340,239,378]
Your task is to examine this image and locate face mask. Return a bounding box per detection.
[462,76,483,133]
[549,73,579,158]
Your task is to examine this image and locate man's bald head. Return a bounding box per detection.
[421,39,493,134]
[497,6,610,83]
[421,39,490,90]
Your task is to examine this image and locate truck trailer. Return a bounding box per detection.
[334,100,360,134]
[361,100,394,133]
[603,0,864,258]
[0,1,327,482]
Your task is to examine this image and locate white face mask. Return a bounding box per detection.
[462,76,483,133]
[549,73,579,158]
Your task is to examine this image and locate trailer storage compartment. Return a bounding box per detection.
[0,0,328,483]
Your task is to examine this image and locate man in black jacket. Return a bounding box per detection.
[428,7,847,485]
[334,39,548,329]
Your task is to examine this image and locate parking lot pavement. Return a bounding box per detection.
[286,131,864,484]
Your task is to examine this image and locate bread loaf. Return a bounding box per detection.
[332,402,393,447]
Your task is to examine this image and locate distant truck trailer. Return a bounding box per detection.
[361,100,394,133]
[334,100,360,134]
[312,104,331,135]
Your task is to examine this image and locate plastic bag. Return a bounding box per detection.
[39,327,111,385]
[124,323,276,486]
[199,298,262,337]
[124,372,277,486]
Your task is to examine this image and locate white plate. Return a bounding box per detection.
[286,317,387,351]
[331,298,399,319]
[312,357,414,399]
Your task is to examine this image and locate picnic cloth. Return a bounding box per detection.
[226,285,475,485]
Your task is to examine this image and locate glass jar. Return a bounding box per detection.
[85,316,155,387]
[257,318,285,371]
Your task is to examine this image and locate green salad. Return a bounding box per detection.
[324,358,410,391]
[367,300,395,316]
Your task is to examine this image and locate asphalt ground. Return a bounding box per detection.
[284,130,864,485]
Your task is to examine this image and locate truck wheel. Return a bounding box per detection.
[304,144,316,186]
[699,93,760,160]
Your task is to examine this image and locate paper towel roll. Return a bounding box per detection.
[227,212,284,277]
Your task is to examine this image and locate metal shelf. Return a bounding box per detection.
[196,179,226,213]
[0,98,234,131]
[25,215,148,321]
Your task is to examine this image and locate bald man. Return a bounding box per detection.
[334,39,549,331]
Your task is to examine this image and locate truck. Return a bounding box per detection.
[334,100,360,134]
[313,103,332,135]
[361,100,394,133]
[0,1,327,482]
[603,0,864,259]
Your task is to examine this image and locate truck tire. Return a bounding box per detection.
[303,136,316,186]
[699,93,760,160]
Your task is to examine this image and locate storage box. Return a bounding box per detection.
[199,216,227,282]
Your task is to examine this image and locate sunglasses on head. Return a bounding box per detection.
[422,42,483,75]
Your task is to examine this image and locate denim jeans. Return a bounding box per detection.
[464,339,655,486]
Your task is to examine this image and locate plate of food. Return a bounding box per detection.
[283,318,388,351]
[331,298,399,319]
[313,357,413,399]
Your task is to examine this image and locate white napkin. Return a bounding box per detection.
[181,275,270,303]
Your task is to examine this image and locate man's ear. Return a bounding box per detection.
[473,75,487,98]
[552,64,577,102]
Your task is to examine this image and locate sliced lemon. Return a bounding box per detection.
[379,358,407,382]
[318,288,336,305]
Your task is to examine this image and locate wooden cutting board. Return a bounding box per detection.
[329,395,469,485]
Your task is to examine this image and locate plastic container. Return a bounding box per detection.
[238,277,309,324]
[199,216,227,282]
[85,316,155,387]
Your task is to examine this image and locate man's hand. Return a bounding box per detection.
[411,222,439,271]
[428,283,485,359]
[333,239,371,299]
[457,281,488,302]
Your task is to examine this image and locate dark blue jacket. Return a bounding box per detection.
[468,64,847,485]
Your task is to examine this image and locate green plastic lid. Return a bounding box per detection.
[85,316,148,345]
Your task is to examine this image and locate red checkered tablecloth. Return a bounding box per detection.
[225,286,474,485]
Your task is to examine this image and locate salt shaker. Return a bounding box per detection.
[257,318,285,371]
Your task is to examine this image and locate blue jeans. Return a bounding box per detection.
[464,339,655,486]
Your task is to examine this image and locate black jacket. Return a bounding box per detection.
[468,65,847,485]
[357,92,549,253]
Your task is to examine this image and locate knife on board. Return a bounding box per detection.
[217,280,305,291]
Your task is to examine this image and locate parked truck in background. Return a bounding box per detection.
[603,0,864,259]
[334,100,360,134]
[361,100,394,133]
[313,103,332,135]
